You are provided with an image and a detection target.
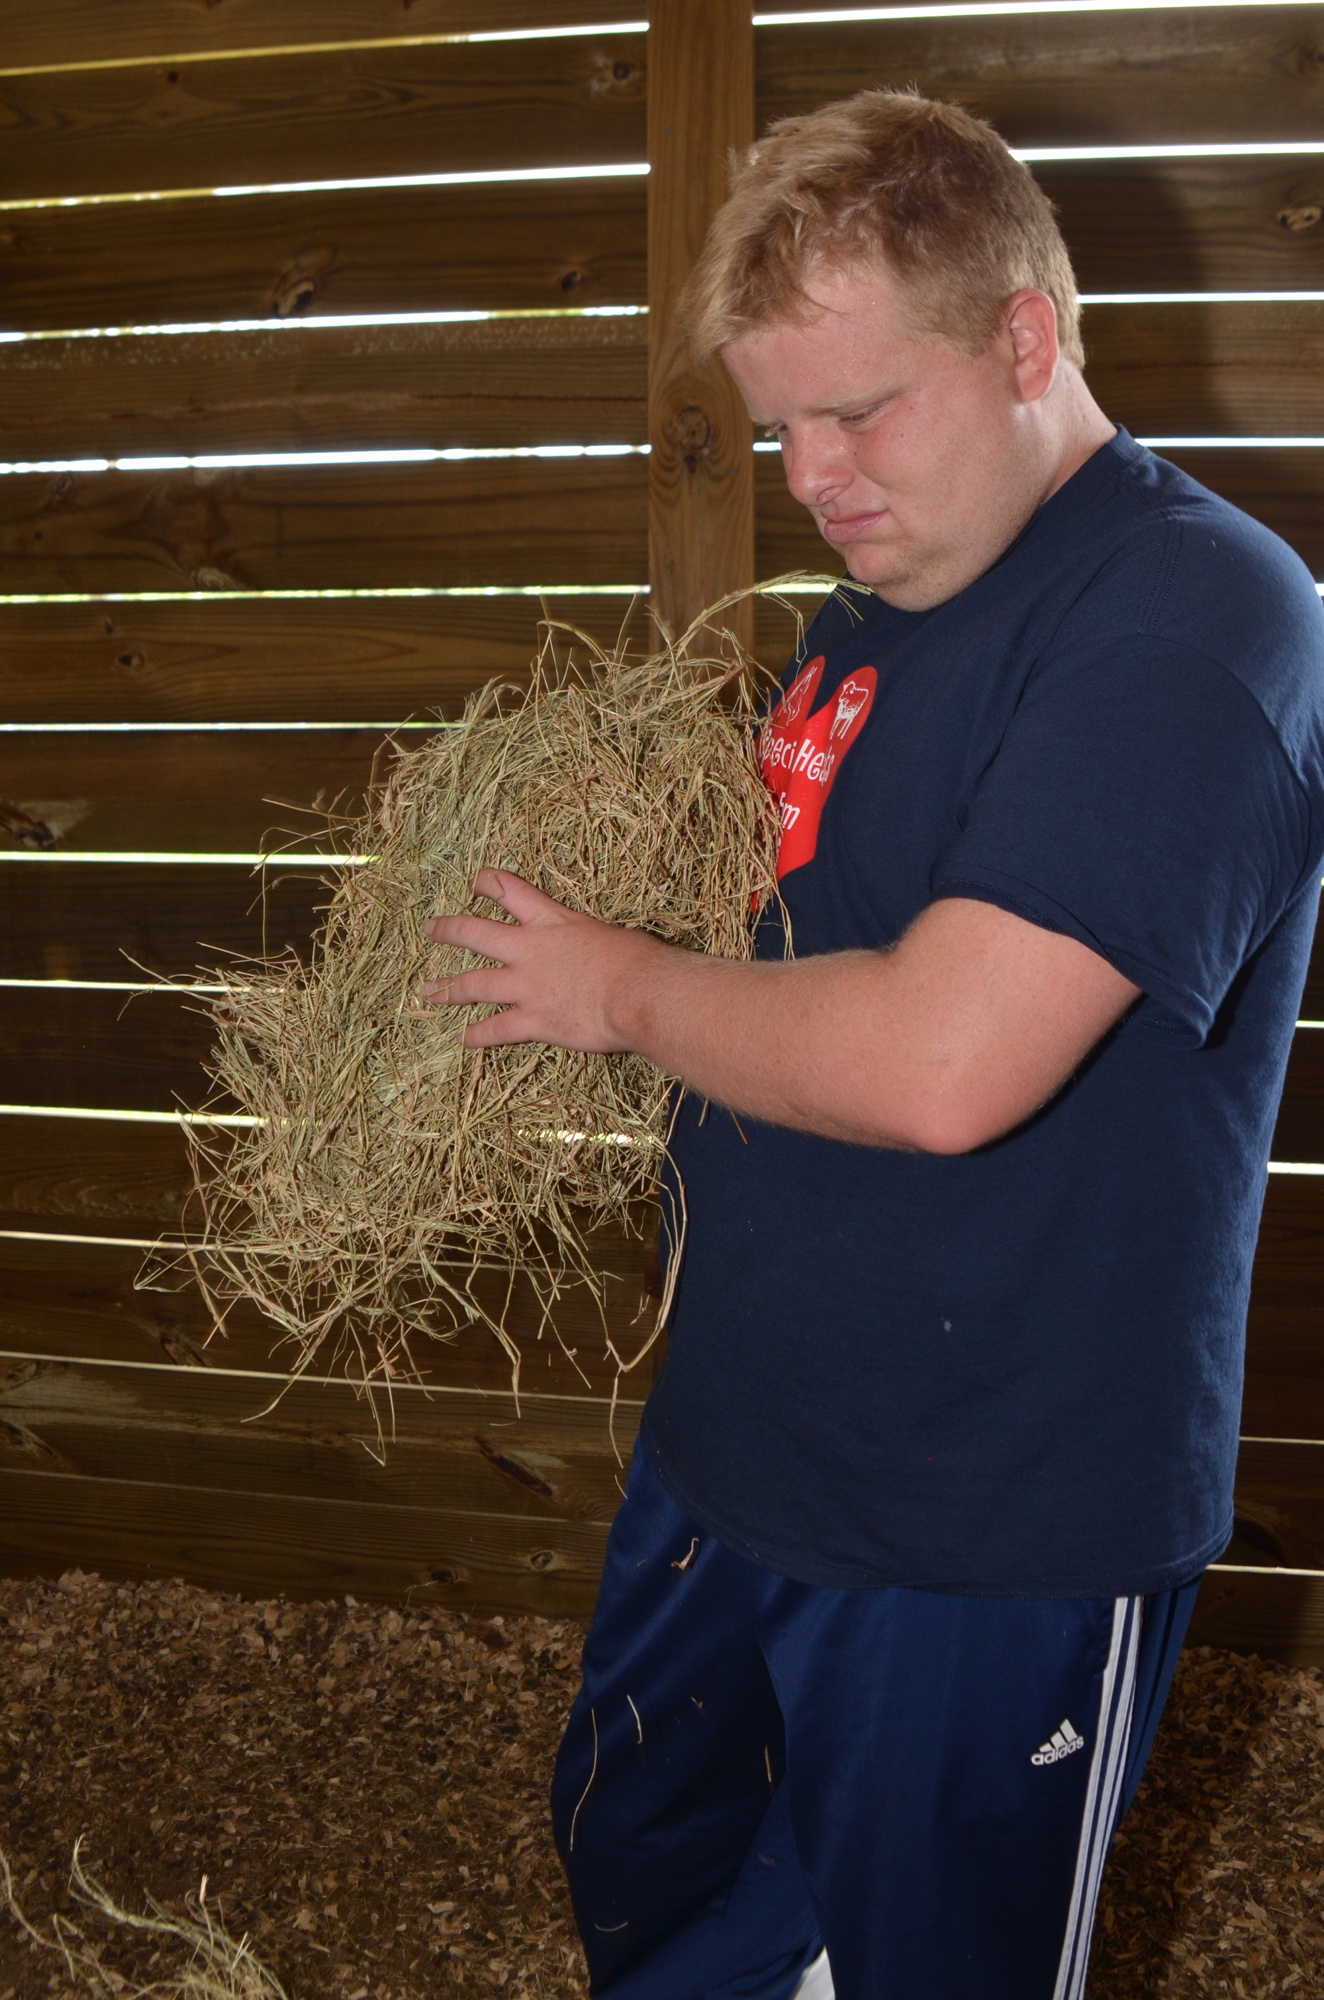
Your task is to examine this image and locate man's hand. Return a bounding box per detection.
[422,867,670,1052]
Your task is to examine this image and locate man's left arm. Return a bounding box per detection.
[423,873,1140,1156]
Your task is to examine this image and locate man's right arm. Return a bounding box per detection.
[426,876,1141,1156]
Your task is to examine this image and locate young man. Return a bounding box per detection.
[424,93,1324,2000]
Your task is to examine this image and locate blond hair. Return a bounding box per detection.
[682,90,1084,369]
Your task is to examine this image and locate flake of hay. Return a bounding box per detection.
[145,584,817,1399]
[0,1841,289,1998]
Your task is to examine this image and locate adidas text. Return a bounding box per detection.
[1032,1719,1086,1766]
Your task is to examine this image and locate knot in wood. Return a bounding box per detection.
[267,246,337,318]
[0,799,56,849]
[667,404,713,474]
[1278,201,1322,233]
[589,50,642,97]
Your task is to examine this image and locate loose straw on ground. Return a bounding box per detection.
[0,1841,290,1999]
[144,582,825,1410]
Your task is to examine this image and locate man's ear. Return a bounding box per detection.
[1004,290,1060,404]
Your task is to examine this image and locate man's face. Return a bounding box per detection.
[721,259,1060,612]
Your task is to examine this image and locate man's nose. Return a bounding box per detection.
[782,430,853,512]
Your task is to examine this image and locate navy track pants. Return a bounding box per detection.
[551,1442,1199,2000]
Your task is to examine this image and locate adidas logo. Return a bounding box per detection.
[1031,1718,1086,1766]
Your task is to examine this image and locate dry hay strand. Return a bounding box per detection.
[0,1841,290,1999]
[145,584,812,1405]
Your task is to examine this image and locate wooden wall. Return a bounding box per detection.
[3,0,1324,1653]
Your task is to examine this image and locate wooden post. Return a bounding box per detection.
[647,0,756,650]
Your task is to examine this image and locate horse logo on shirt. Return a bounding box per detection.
[830,678,872,741]
[777,665,819,726]
[758,657,878,878]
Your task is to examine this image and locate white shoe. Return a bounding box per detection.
[791,1947,835,2000]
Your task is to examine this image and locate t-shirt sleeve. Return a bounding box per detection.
[931,634,1315,1045]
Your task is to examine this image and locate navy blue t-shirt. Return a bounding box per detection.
[641,431,1324,1598]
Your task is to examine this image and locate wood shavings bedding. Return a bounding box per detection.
[1,1571,1320,1997]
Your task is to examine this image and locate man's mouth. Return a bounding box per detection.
[819,509,886,543]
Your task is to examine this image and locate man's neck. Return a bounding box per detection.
[1039,370,1118,506]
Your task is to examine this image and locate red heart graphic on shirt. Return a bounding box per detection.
[758,656,878,877]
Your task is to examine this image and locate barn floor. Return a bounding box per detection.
[1,1574,1321,1999]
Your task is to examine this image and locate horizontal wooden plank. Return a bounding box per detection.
[2,1402,1323,1651]
[1227,1437,1324,1571]
[8,160,1323,335]
[11,0,1322,124]
[3,1356,1315,1551]
[0,592,815,729]
[0,458,648,593]
[0,0,641,73]
[13,304,1324,469]
[0,592,680,724]
[0,1231,660,1403]
[1040,158,1324,295]
[0,1354,637,1517]
[0,1399,624,1524]
[2,860,334,981]
[1158,443,1324,577]
[0,724,409,852]
[0,1453,1321,1640]
[0,179,646,332]
[0,984,218,1111]
[1251,1174,1324,1317]
[2,442,1312,606]
[0,1122,644,1365]
[0,1109,194,1235]
[1243,1328,1324,1439]
[1270,1022,1324,1162]
[757,8,1324,147]
[756,447,1324,581]
[1300,908,1324,1019]
[0,313,648,459]
[0,1462,608,1614]
[1244,1174,1324,1437]
[1082,301,1324,438]
[1241,1313,1324,1439]
[1190,1565,1324,1664]
[0,34,645,203]
[5,1367,1318,1580]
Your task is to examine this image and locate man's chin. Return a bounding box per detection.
[832,537,911,590]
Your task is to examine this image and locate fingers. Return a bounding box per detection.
[419,869,604,1048]
[470,867,563,921]
[421,884,540,1012]
[426,911,519,957]
[421,968,518,1008]
[424,871,571,947]
[461,1010,536,1049]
